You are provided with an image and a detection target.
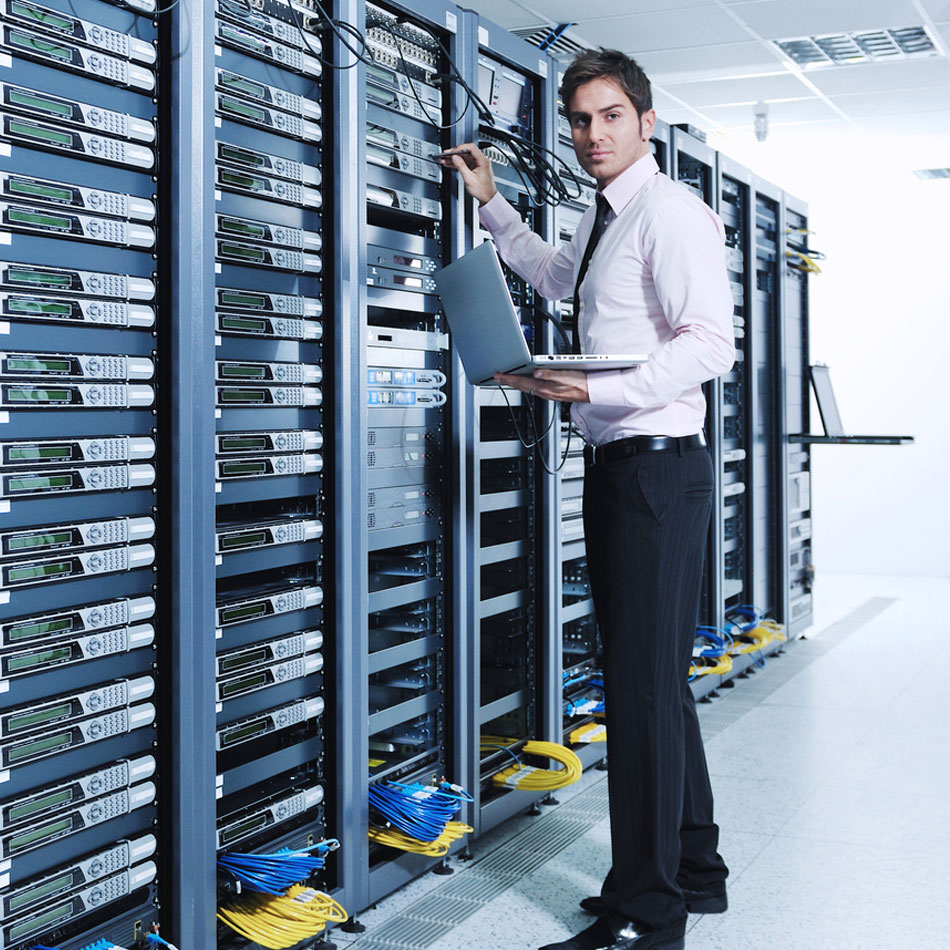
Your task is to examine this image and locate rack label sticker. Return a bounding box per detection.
[0,53,9,69]
[445,11,457,32]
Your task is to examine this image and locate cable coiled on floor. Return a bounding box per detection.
[217,885,348,949]
[489,739,582,790]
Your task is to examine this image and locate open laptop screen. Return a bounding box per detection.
[810,364,845,436]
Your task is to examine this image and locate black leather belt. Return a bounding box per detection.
[584,432,707,466]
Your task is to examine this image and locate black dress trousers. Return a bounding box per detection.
[582,444,728,930]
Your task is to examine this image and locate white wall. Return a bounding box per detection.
[710,127,950,577]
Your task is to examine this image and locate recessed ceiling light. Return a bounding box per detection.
[913,168,950,180]
[775,26,938,67]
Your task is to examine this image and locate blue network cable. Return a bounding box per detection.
[368,780,470,843]
[218,839,340,895]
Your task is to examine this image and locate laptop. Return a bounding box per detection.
[433,241,648,385]
[789,364,914,445]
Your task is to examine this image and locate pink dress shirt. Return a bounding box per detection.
[478,151,736,446]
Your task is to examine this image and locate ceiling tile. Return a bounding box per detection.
[512,0,713,20]
[804,58,950,95]
[660,71,810,107]
[830,87,950,116]
[723,0,926,40]
[569,9,752,51]
[636,41,783,77]
[704,96,840,123]
[921,1,950,20]
[850,109,950,136]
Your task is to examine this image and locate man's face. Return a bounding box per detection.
[568,76,656,190]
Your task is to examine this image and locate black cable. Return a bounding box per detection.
[284,0,378,70]
[496,386,575,475]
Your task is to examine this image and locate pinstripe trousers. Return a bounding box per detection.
[583,444,728,930]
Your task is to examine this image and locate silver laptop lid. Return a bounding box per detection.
[433,241,533,385]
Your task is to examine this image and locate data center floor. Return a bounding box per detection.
[338,572,950,950]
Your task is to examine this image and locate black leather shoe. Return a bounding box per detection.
[538,915,686,950]
[580,882,727,917]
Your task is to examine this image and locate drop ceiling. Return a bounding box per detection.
[461,0,950,146]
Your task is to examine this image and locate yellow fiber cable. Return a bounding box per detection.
[569,722,606,744]
[368,820,473,856]
[218,885,348,950]
[492,740,582,790]
[689,654,733,677]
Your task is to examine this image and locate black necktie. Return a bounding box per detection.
[572,193,611,354]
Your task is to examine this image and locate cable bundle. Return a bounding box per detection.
[368,779,473,855]
[217,884,348,949]
[569,722,607,744]
[218,840,340,895]
[689,653,733,679]
[726,606,788,665]
[562,670,605,718]
[488,739,582,791]
[368,820,473,856]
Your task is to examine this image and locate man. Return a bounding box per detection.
[441,48,734,950]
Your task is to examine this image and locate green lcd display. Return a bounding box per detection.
[221,530,268,550]
[220,169,265,192]
[7,786,74,822]
[7,646,72,672]
[222,24,267,53]
[221,389,267,403]
[7,870,76,913]
[367,63,396,87]
[12,2,74,33]
[6,560,73,582]
[367,86,394,106]
[221,718,268,747]
[221,813,267,845]
[9,298,73,316]
[220,647,268,673]
[220,243,266,262]
[221,74,265,99]
[221,436,268,451]
[221,672,269,698]
[220,144,265,168]
[8,178,74,203]
[7,444,73,462]
[8,899,73,941]
[6,357,72,372]
[6,615,75,642]
[10,30,73,63]
[7,730,72,763]
[219,289,267,308]
[8,701,73,733]
[7,266,72,287]
[222,315,268,333]
[220,218,266,239]
[220,601,267,623]
[8,88,72,119]
[7,530,73,551]
[220,97,267,122]
[222,364,266,378]
[7,387,73,403]
[6,473,74,492]
[8,207,72,230]
[9,118,73,147]
[220,461,267,476]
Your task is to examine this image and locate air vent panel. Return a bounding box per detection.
[775,26,937,67]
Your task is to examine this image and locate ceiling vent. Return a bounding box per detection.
[775,26,938,67]
[512,24,589,61]
[913,168,950,180]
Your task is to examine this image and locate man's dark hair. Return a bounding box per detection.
[559,48,652,117]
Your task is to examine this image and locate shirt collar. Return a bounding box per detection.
[599,151,659,216]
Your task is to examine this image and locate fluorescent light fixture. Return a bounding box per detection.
[775,26,938,67]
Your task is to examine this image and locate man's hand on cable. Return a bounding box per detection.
[494,369,590,403]
[436,143,497,206]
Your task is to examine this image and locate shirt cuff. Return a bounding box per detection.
[585,368,628,407]
[478,192,519,232]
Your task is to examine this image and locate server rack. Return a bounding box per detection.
[467,18,560,836]
[0,1,161,948]
[343,0,465,909]
[780,192,813,635]
[669,126,722,697]
[750,175,785,623]
[206,1,330,946]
